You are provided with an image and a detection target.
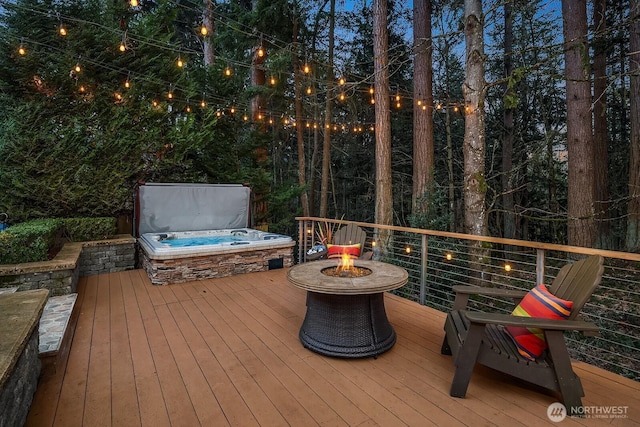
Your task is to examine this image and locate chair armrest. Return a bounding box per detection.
[451,286,527,310]
[462,310,600,335]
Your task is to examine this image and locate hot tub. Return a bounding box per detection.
[138,228,295,285]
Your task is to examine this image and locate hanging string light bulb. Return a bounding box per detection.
[257,46,265,58]
[303,62,311,74]
[395,93,401,109]
[306,86,312,95]
[167,84,174,100]
[339,93,346,101]
[200,93,206,108]
[58,23,67,36]
[18,44,26,56]
[338,76,346,85]
[229,106,236,114]
[73,62,82,73]
[224,65,232,76]
[269,76,276,85]
[130,0,139,7]
[124,79,131,89]
[200,24,208,36]
[176,55,184,68]
[119,32,127,52]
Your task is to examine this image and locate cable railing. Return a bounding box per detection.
[295,217,640,381]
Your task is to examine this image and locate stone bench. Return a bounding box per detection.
[0,289,49,427]
[39,293,79,373]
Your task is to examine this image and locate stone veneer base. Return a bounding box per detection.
[139,243,295,286]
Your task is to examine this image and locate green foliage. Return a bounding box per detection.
[0,218,64,264]
[63,217,117,242]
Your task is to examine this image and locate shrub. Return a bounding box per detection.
[63,217,117,242]
[0,218,64,264]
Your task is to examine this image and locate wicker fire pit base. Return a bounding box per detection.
[300,292,396,358]
[287,260,408,358]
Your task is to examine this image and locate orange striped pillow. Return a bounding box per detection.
[326,243,361,259]
[504,284,573,360]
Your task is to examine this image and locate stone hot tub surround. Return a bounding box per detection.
[138,230,295,285]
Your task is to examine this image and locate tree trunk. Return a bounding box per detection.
[292,11,309,216]
[562,0,595,248]
[627,0,640,251]
[202,0,214,66]
[593,0,611,248]
[320,0,335,218]
[412,0,434,211]
[373,0,393,252]
[463,0,488,284]
[462,0,487,237]
[502,0,515,245]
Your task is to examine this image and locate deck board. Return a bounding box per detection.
[26,268,639,427]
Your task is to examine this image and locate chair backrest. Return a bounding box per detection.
[333,223,367,250]
[548,255,604,320]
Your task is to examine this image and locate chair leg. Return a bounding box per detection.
[545,330,584,415]
[441,334,452,355]
[450,322,484,398]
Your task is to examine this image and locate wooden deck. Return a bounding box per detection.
[26,268,639,426]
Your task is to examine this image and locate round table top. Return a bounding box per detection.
[287,259,408,295]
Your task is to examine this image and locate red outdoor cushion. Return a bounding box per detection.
[504,284,573,361]
[326,243,361,259]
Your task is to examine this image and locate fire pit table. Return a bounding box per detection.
[287,259,408,358]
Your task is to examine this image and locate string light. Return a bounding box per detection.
[504,263,512,272]
[446,253,453,261]
[269,76,276,85]
[338,77,346,85]
[224,65,232,76]
[229,106,236,114]
[130,0,139,7]
[176,56,184,68]
[405,246,411,254]
[18,44,26,56]
[303,63,311,74]
[339,93,346,101]
[73,63,81,73]
[257,46,265,57]
[124,79,131,89]
[200,25,208,36]
[58,24,67,36]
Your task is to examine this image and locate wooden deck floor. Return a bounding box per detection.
[26,268,639,427]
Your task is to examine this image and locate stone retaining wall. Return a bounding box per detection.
[0,235,136,296]
[0,289,48,427]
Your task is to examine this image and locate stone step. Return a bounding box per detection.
[38,293,79,372]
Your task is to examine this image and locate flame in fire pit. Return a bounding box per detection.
[337,252,354,273]
[322,252,372,278]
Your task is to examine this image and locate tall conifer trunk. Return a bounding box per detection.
[627,0,640,251]
[562,0,595,248]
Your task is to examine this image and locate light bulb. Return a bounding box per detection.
[186,105,191,113]
[59,26,67,36]
[200,100,206,108]
[130,0,139,7]
[306,87,312,95]
[339,93,345,101]
[270,76,276,85]
[224,67,232,76]
[504,263,512,272]
[74,64,81,73]
[303,64,310,74]
[446,253,453,261]
[339,77,345,85]
[119,43,126,52]
[257,47,264,57]
[230,107,236,114]
[369,87,374,95]
[167,92,173,99]
[176,58,184,68]
[18,46,26,56]
[370,98,375,105]
[200,26,208,36]
[124,80,130,88]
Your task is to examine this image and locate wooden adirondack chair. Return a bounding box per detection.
[441,255,604,411]
[332,223,373,260]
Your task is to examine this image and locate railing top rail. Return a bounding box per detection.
[295,217,640,262]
